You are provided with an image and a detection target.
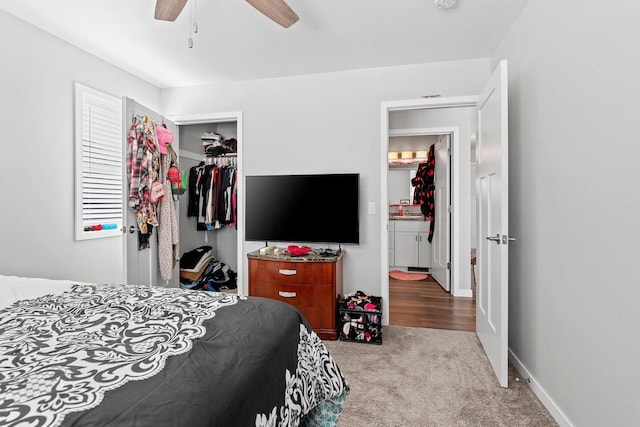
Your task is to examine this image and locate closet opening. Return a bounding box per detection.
[174,115,244,295]
[122,100,243,293]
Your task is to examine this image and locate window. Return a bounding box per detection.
[74,83,123,240]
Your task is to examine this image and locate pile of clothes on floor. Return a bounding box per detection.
[179,245,237,292]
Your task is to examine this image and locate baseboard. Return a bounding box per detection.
[508,349,574,427]
[453,289,473,298]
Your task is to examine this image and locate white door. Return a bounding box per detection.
[123,97,178,287]
[431,136,451,291]
[476,60,510,387]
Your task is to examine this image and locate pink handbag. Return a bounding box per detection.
[150,180,165,202]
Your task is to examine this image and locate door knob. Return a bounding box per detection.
[129,225,136,234]
[486,234,501,243]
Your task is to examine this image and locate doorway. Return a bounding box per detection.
[170,112,245,294]
[386,128,475,331]
[380,98,478,325]
[387,130,451,292]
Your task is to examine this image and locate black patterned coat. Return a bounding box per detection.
[411,144,436,242]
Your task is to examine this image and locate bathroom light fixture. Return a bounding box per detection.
[434,0,457,9]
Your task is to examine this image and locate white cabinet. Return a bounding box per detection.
[391,220,431,268]
[417,232,431,267]
[394,231,420,266]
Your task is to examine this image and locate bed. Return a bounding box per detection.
[0,276,348,427]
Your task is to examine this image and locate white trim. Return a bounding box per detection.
[121,98,128,287]
[389,127,458,137]
[383,96,477,111]
[380,96,477,324]
[169,111,243,125]
[380,104,390,325]
[167,111,245,296]
[74,82,123,241]
[455,289,473,298]
[509,349,575,427]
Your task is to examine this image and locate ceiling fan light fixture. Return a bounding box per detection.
[434,0,458,9]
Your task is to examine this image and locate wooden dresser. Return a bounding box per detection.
[248,250,343,340]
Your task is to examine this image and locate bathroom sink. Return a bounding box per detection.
[389,214,426,221]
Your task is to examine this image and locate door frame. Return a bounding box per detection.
[167,111,245,294]
[380,96,476,323]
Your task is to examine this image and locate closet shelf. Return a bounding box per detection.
[206,152,237,157]
[179,149,238,162]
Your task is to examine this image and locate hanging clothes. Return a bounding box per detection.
[216,166,233,226]
[157,150,179,280]
[412,163,429,209]
[411,144,436,242]
[187,162,203,217]
[188,160,237,231]
[127,116,160,249]
[229,168,238,228]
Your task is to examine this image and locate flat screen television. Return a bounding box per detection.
[245,173,359,244]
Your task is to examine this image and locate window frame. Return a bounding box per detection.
[74,82,124,240]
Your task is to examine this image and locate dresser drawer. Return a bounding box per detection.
[250,259,335,285]
[251,280,334,329]
[257,281,334,328]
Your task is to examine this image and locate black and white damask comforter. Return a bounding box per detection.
[0,277,348,427]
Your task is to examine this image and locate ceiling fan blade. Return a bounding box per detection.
[155,0,188,22]
[246,0,299,28]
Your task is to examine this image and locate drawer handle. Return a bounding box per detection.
[278,269,297,276]
[278,291,297,298]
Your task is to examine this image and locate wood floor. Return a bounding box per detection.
[389,274,476,332]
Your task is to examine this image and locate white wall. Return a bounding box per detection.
[162,59,490,296]
[494,1,640,425]
[0,11,161,283]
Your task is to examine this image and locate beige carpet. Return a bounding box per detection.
[323,325,558,427]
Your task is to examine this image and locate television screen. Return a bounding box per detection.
[245,173,359,244]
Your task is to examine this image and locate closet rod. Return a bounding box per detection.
[205,152,237,157]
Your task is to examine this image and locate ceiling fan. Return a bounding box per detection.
[154,0,299,28]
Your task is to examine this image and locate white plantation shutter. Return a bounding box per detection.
[75,83,123,240]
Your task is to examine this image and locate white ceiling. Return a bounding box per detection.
[0,0,531,88]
